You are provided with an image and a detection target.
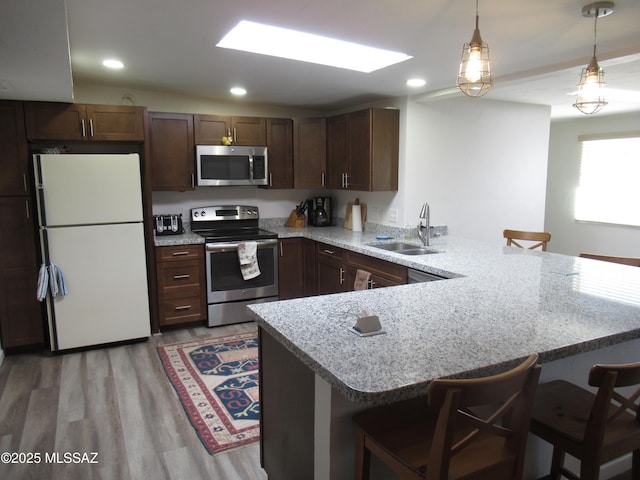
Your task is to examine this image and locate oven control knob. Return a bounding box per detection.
[193,211,199,217]
[201,210,206,217]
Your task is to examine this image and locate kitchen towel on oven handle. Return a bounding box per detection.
[237,242,261,280]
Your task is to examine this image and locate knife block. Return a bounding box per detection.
[285,210,306,228]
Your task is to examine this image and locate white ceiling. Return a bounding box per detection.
[2,0,640,118]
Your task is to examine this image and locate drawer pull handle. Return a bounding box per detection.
[173,274,190,280]
[172,251,190,256]
[175,305,192,311]
[323,249,335,255]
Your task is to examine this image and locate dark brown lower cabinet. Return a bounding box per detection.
[0,197,45,349]
[315,242,349,295]
[259,327,314,479]
[278,238,317,299]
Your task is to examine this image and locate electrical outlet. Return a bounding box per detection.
[388,208,398,223]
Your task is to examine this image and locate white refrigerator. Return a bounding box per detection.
[34,153,151,351]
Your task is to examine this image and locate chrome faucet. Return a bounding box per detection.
[417,203,430,246]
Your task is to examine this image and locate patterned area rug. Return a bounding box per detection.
[158,331,260,455]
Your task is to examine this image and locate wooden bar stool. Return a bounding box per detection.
[530,362,640,480]
[503,230,551,251]
[352,354,541,480]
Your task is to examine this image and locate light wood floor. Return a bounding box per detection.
[0,322,268,480]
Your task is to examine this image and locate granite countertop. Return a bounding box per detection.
[247,224,640,405]
[153,232,204,246]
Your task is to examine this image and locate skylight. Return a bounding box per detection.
[216,20,412,73]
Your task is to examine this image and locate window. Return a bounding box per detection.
[575,134,640,227]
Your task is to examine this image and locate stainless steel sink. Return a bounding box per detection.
[366,242,441,255]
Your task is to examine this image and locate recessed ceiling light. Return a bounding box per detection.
[217,20,412,73]
[407,78,426,87]
[102,59,124,69]
[230,87,247,96]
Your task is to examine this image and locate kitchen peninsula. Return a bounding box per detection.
[248,226,640,480]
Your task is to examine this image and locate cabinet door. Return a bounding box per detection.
[85,105,144,141]
[194,114,230,144]
[302,238,317,296]
[24,102,85,141]
[266,118,293,189]
[24,102,144,142]
[232,116,266,146]
[294,118,326,189]
[326,114,349,189]
[149,112,195,191]
[194,115,267,146]
[316,243,347,295]
[0,197,44,348]
[0,101,30,195]
[370,108,399,191]
[346,109,372,191]
[278,238,304,299]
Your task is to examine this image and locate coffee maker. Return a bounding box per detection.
[307,197,332,227]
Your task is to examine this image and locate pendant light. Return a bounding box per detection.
[457,0,493,98]
[573,2,614,115]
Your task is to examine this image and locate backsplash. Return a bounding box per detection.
[259,217,448,239]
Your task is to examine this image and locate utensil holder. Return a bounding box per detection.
[285,210,306,228]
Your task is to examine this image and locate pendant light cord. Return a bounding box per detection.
[592,13,598,58]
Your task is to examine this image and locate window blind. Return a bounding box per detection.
[574,135,640,227]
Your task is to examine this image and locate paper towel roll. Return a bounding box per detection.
[352,204,363,232]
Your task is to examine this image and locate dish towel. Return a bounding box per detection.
[37,263,49,301]
[37,263,68,301]
[237,242,261,280]
[353,269,371,291]
[49,263,68,297]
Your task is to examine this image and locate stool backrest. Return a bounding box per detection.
[588,362,640,426]
[503,230,551,251]
[579,253,640,267]
[426,354,541,480]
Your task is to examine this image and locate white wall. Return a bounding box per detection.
[403,96,551,244]
[545,111,640,256]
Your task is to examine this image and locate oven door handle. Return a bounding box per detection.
[205,238,278,252]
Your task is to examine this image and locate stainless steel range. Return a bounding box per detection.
[191,205,279,327]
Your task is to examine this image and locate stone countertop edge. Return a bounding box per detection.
[251,308,640,406]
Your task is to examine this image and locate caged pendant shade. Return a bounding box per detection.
[573,2,614,114]
[457,0,493,98]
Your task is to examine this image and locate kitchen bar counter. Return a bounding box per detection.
[249,226,640,479]
[250,226,640,404]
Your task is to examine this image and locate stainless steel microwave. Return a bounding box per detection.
[195,145,268,186]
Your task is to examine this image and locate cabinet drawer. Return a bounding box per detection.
[346,251,407,284]
[160,296,204,326]
[158,262,202,295]
[315,242,345,262]
[156,244,202,262]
